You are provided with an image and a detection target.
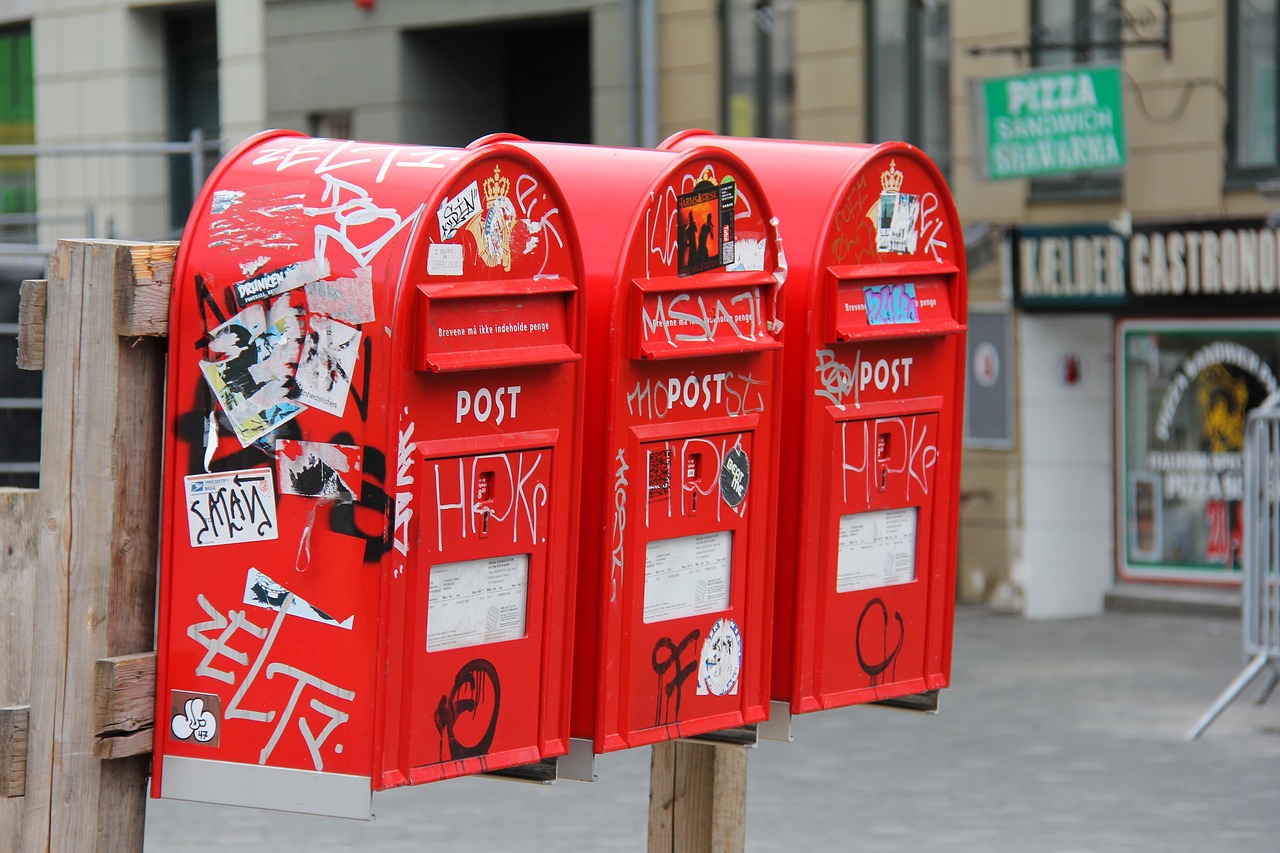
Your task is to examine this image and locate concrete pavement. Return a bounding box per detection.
[144,605,1280,851]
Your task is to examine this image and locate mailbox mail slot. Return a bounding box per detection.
[663,132,966,715]
[481,137,784,751]
[153,131,585,817]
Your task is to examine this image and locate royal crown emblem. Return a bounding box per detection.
[484,166,510,203]
[881,159,904,194]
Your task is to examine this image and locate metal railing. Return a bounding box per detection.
[0,128,219,249]
[1,130,220,486]
[1187,391,1280,738]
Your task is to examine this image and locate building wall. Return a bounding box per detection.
[263,0,621,146]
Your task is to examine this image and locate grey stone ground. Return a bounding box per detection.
[144,605,1280,851]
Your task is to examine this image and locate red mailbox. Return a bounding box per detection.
[152,131,585,817]
[480,137,784,751]
[663,132,965,715]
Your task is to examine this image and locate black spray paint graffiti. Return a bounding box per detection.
[434,659,501,762]
[652,629,700,727]
[855,598,904,687]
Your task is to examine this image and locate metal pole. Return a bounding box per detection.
[190,128,206,204]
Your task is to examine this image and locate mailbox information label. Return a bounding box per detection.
[836,508,917,592]
[426,554,530,652]
[643,531,732,623]
[183,468,279,548]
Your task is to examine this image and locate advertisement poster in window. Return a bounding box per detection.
[1119,320,1280,582]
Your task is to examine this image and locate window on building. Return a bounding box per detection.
[1228,0,1279,185]
[721,0,794,138]
[1029,0,1121,199]
[867,0,951,176]
[0,23,35,244]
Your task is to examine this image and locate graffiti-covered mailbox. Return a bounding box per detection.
[663,132,965,715]
[483,137,784,751]
[153,131,585,818]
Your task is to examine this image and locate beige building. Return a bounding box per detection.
[4,0,1274,617]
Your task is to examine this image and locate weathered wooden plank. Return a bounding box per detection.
[16,280,46,371]
[22,240,164,853]
[95,653,156,740]
[114,241,176,338]
[94,730,154,761]
[0,706,29,798]
[0,489,38,845]
[648,741,748,853]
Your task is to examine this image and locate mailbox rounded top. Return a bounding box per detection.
[659,130,964,276]
[482,136,782,295]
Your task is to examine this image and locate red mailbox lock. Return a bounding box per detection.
[663,132,966,716]
[153,131,585,817]
[477,136,785,752]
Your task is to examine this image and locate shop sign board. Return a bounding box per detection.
[977,64,1126,180]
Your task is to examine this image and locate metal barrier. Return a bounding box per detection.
[1187,392,1280,739]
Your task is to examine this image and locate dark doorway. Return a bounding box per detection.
[404,15,591,147]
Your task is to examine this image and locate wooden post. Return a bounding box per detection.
[15,240,166,853]
[648,741,748,853]
[0,488,39,852]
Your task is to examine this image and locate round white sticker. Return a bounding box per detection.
[699,617,742,697]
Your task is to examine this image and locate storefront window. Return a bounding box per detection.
[1119,321,1280,581]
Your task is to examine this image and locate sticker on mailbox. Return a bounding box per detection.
[677,178,736,276]
[863,283,920,326]
[183,467,279,548]
[697,617,742,696]
[720,446,750,509]
[170,691,221,747]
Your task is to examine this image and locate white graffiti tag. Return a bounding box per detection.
[306,174,423,268]
[186,592,355,771]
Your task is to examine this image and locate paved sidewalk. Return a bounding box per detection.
[144,606,1280,851]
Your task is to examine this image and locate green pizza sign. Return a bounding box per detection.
[980,64,1126,179]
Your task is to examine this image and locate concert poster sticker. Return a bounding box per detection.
[426,554,530,652]
[642,530,732,623]
[836,507,918,593]
[200,297,306,446]
[677,178,736,276]
[183,467,279,548]
[293,315,362,416]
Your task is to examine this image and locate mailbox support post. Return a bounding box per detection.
[11,240,166,853]
[648,741,748,853]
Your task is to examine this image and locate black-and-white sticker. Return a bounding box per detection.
[183,467,279,547]
[720,446,750,509]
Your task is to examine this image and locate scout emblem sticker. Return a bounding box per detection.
[698,617,742,696]
[720,445,750,509]
[170,691,221,747]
